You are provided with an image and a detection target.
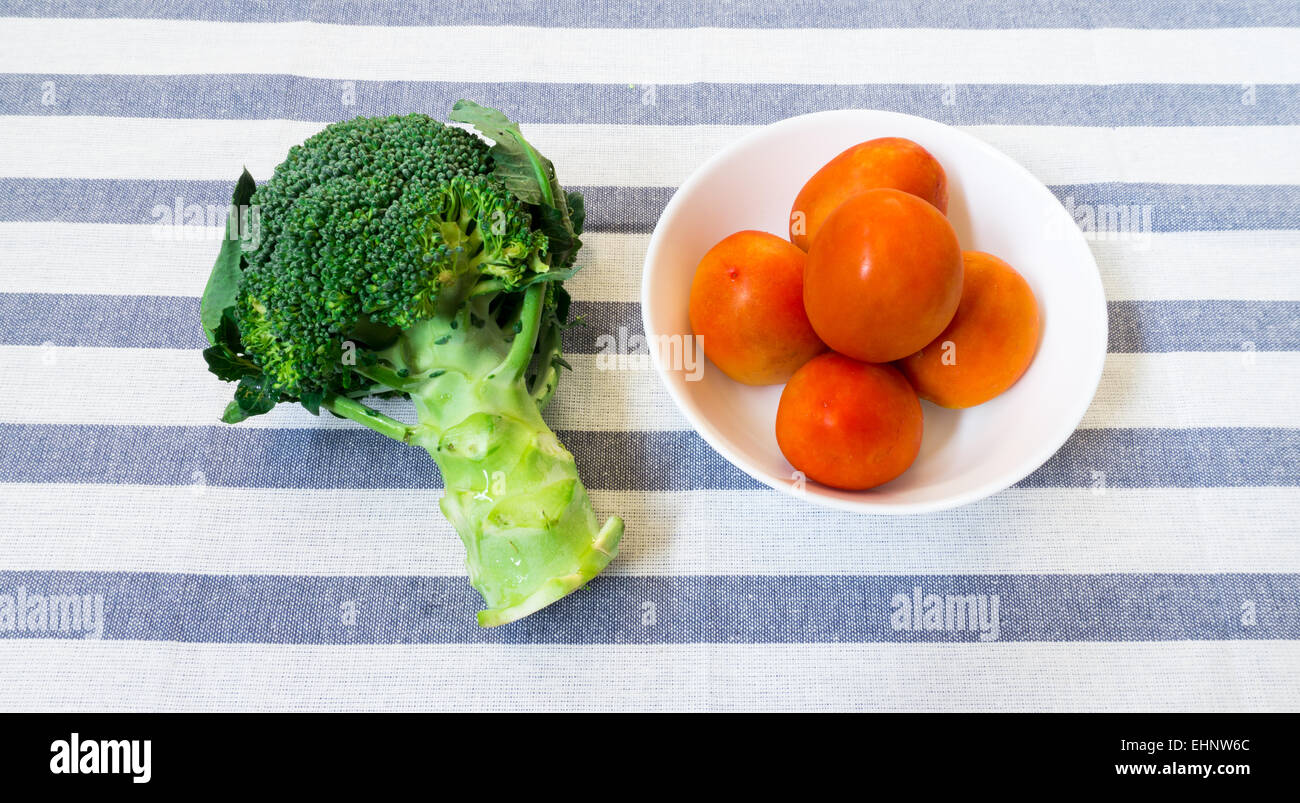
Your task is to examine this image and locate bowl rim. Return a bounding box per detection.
[640,108,1109,515]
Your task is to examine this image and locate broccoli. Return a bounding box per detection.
[200,102,622,626]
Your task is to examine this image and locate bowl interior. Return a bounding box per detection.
[642,110,1107,514]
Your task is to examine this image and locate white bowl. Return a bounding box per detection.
[641,109,1107,515]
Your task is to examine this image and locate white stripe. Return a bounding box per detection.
[2,117,1298,186]
[0,346,687,431]
[1,639,1295,711]
[0,346,1295,431]
[3,483,1298,576]
[1080,352,1300,429]
[0,224,650,301]
[965,125,1300,186]
[1089,230,1300,301]
[563,231,653,302]
[2,21,1298,83]
[3,223,1298,303]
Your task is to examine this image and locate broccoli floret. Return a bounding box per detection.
[200,105,622,626]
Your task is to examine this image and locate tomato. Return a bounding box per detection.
[688,230,826,385]
[899,251,1040,408]
[803,188,963,364]
[789,137,948,251]
[775,353,922,490]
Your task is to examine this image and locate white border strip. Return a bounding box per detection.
[1,639,1295,711]
[2,21,1297,83]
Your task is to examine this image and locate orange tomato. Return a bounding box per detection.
[775,353,923,490]
[688,230,826,385]
[803,188,963,364]
[899,251,1040,408]
[789,137,948,251]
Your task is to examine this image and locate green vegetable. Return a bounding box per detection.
[200,107,622,626]
[200,167,256,345]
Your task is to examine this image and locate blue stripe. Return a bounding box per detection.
[1106,300,1300,353]
[0,180,668,232]
[3,0,1296,28]
[6,76,1296,126]
[2,295,1298,353]
[0,424,1296,490]
[0,571,1295,644]
[1,179,1297,232]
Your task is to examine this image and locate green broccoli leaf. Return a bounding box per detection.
[448,100,558,206]
[535,205,582,269]
[228,374,278,421]
[202,343,258,382]
[448,100,582,268]
[566,190,586,236]
[553,284,573,325]
[220,400,252,424]
[202,308,260,381]
[299,390,325,416]
[200,168,256,344]
[211,306,244,350]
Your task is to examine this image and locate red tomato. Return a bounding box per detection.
[789,137,948,251]
[689,230,826,385]
[899,251,1041,408]
[803,188,963,364]
[776,353,923,490]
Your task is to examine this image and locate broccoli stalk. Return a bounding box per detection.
[200,104,622,626]
[324,283,622,626]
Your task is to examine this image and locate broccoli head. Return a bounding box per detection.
[200,103,622,626]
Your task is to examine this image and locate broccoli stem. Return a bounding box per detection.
[495,283,546,381]
[357,302,623,626]
[529,321,562,408]
[351,362,417,393]
[322,394,413,442]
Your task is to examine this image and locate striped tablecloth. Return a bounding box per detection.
[1,2,1298,711]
